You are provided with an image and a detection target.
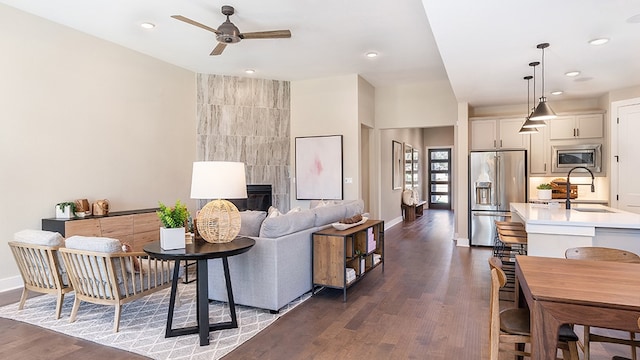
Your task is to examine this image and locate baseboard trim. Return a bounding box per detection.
[455,237,470,247]
[0,275,24,293]
[385,216,403,230]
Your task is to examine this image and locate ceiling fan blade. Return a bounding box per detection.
[171,15,220,34]
[240,30,291,39]
[210,43,227,56]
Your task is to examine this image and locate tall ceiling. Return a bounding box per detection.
[2,0,640,108]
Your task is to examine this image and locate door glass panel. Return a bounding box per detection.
[431,184,449,192]
[431,162,449,171]
[431,173,449,182]
[431,195,449,203]
[431,151,449,160]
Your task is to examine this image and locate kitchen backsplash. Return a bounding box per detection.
[529,176,609,202]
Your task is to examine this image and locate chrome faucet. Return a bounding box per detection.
[566,166,595,209]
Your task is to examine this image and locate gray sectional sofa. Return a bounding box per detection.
[207,199,364,312]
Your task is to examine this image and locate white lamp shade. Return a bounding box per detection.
[190,161,247,200]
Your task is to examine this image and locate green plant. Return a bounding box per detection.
[56,202,76,213]
[157,200,189,228]
[536,183,552,190]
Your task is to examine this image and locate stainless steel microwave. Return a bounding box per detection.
[552,144,602,173]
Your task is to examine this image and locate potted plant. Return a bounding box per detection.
[536,183,553,200]
[157,200,189,250]
[55,202,76,219]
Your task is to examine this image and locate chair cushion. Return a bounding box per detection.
[64,236,122,253]
[14,229,64,246]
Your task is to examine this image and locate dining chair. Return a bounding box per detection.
[565,247,640,360]
[488,257,579,360]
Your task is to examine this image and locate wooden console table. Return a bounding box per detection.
[42,208,160,251]
[312,219,384,301]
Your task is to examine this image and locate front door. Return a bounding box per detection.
[428,148,451,210]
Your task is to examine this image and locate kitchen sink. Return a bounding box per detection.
[572,208,615,213]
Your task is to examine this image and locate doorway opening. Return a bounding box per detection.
[428,148,451,210]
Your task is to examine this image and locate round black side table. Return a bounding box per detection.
[144,237,255,346]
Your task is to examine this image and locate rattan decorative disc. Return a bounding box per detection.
[196,199,241,243]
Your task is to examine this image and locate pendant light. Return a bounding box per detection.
[519,75,539,134]
[530,43,557,120]
[522,61,547,128]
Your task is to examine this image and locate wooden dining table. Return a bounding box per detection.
[515,255,640,360]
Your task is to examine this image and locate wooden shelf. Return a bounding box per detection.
[312,219,384,301]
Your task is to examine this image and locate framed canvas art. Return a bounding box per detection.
[392,140,403,190]
[295,135,343,200]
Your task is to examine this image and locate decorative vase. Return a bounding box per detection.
[160,227,186,250]
[538,189,552,200]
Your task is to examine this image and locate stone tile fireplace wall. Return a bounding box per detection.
[196,74,291,211]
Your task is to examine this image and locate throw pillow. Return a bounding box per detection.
[121,242,142,273]
[65,236,122,253]
[402,189,415,206]
[239,210,267,237]
[267,206,282,218]
[288,206,302,213]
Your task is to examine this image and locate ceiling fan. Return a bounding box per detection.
[171,5,291,56]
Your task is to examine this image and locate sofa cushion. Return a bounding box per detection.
[239,210,267,237]
[14,229,64,246]
[259,210,316,238]
[312,204,347,227]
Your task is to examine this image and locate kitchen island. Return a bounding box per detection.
[510,202,640,258]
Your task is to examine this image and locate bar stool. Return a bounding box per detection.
[493,221,528,301]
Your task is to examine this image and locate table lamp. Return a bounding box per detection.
[190,161,247,243]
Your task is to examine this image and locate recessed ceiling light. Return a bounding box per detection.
[565,71,580,77]
[365,52,378,58]
[588,38,609,46]
[551,91,563,96]
[245,69,255,74]
[140,22,155,29]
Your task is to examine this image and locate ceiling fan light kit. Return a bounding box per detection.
[530,43,557,121]
[171,5,291,56]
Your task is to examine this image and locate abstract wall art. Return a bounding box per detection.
[295,135,343,200]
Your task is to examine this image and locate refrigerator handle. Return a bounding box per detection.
[495,154,501,207]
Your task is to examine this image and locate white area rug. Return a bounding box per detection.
[0,282,310,359]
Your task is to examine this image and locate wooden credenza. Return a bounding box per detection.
[42,209,160,252]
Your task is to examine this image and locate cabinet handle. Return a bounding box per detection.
[573,128,576,137]
[544,163,547,172]
[493,140,496,148]
[500,140,503,148]
[576,128,579,137]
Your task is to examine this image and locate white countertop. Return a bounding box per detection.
[510,202,640,230]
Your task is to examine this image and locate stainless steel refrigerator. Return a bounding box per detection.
[469,150,527,246]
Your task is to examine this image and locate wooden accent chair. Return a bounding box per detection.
[488,257,579,360]
[8,230,73,319]
[565,247,640,360]
[59,236,175,332]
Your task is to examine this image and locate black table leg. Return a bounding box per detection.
[164,257,239,346]
[222,257,238,328]
[197,258,209,346]
[165,260,181,338]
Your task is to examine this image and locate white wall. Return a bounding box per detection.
[0,5,196,291]
[375,80,458,129]
[290,75,361,209]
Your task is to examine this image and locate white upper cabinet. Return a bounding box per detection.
[529,125,550,175]
[470,118,528,150]
[549,114,603,140]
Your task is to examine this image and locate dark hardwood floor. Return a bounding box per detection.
[0,210,633,359]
